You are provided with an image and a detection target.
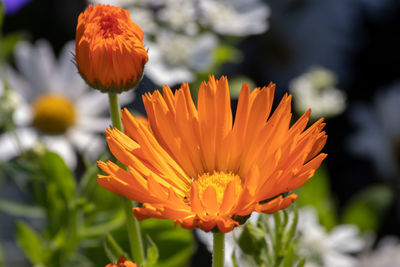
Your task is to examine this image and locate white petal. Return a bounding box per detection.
[348,104,397,178]
[56,41,88,99]
[42,136,77,169]
[119,91,136,107]
[76,116,111,132]
[189,34,218,70]
[328,225,365,253]
[376,83,400,139]
[0,128,37,160]
[68,129,106,159]
[33,40,58,93]
[76,91,110,116]
[14,40,56,93]
[6,66,39,103]
[324,251,358,267]
[13,101,32,127]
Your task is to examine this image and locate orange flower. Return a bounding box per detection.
[105,255,137,267]
[97,76,327,233]
[75,3,148,93]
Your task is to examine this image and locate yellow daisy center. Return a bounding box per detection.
[195,171,242,204]
[32,94,76,135]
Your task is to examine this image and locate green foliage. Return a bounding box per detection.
[0,4,21,64]
[40,152,76,203]
[295,167,337,230]
[16,221,50,265]
[0,243,4,267]
[143,235,159,267]
[104,233,127,263]
[0,33,22,63]
[237,208,302,267]
[229,76,256,98]
[140,219,194,267]
[0,200,45,218]
[213,44,242,67]
[341,184,394,231]
[238,222,266,256]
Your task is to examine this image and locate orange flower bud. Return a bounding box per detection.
[105,255,137,267]
[75,4,148,93]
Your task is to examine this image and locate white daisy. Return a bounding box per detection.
[289,66,347,119]
[0,40,134,168]
[348,82,400,179]
[145,32,218,85]
[198,0,270,36]
[297,207,365,267]
[357,236,400,267]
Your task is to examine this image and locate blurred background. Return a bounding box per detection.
[1,0,400,266]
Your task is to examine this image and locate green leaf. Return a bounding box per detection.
[295,167,337,229]
[40,152,76,202]
[283,206,298,247]
[81,211,125,238]
[214,44,241,65]
[143,235,159,267]
[0,33,22,63]
[231,250,239,267]
[46,182,66,234]
[16,221,48,265]
[80,152,109,197]
[0,240,4,267]
[297,258,306,267]
[238,222,266,256]
[140,219,194,267]
[281,242,295,267]
[341,184,394,231]
[0,200,45,218]
[229,76,256,98]
[103,233,126,263]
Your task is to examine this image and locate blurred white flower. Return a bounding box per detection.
[158,0,198,34]
[357,236,400,267]
[146,32,218,85]
[0,40,134,168]
[298,207,365,267]
[198,0,270,36]
[0,79,20,128]
[290,66,347,119]
[91,0,270,86]
[128,7,159,34]
[348,82,400,179]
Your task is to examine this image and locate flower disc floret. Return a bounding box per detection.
[33,94,76,134]
[75,3,148,93]
[97,75,327,233]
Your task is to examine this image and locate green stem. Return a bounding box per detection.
[213,232,225,267]
[108,93,145,265]
[0,240,4,267]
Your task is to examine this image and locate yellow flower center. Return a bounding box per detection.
[195,171,243,204]
[32,94,76,135]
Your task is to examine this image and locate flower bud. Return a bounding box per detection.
[75,4,148,93]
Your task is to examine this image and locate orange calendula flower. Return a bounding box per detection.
[97,75,327,233]
[75,3,148,93]
[105,255,137,267]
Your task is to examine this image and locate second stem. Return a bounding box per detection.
[108,93,145,265]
